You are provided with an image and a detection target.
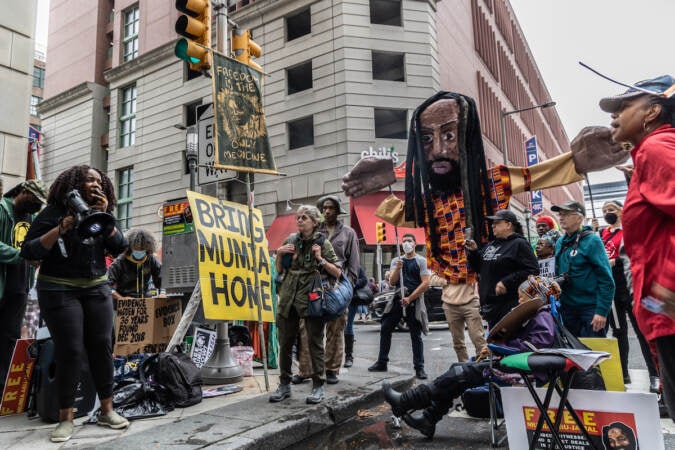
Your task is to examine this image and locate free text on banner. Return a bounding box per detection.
[187,191,275,322]
[212,51,277,175]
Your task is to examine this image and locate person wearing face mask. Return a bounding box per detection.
[368,233,431,379]
[600,200,659,389]
[0,180,48,390]
[108,228,162,301]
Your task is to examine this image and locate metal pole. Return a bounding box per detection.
[186,125,198,191]
[246,172,270,391]
[500,110,508,166]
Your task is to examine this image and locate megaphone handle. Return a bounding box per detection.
[57,235,68,258]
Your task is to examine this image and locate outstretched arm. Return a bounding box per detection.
[341,157,396,198]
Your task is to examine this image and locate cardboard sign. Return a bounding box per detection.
[538,257,556,278]
[187,191,275,322]
[502,388,663,450]
[114,297,182,356]
[1,339,35,415]
[190,327,216,368]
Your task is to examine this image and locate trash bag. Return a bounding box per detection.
[112,380,171,420]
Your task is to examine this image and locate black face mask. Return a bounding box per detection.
[604,213,618,225]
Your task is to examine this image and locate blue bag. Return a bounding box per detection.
[308,272,353,321]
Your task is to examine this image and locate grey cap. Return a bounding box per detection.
[599,75,675,113]
[316,195,347,215]
[485,209,518,224]
[551,200,586,217]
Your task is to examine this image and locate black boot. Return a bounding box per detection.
[403,400,450,439]
[382,381,432,417]
[344,334,354,368]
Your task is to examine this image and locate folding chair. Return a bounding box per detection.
[498,352,602,450]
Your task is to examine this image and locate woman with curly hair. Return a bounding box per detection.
[21,165,129,442]
[108,228,162,301]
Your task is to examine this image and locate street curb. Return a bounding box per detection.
[231,375,415,449]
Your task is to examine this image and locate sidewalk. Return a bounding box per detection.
[0,356,415,449]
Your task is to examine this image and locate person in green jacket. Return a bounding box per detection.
[553,200,615,337]
[0,179,48,387]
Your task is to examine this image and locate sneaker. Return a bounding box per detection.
[291,374,308,385]
[97,410,130,429]
[415,369,428,380]
[269,384,291,402]
[306,385,325,404]
[326,371,339,384]
[50,421,74,443]
[368,361,388,372]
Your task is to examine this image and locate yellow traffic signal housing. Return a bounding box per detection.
[231,28,262,72]
[175,0,211,73]
[376,222,386,243]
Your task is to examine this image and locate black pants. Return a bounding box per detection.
[38,284,114,409]
[421,361,491,420]
[377,300,424,370]
[609,299,659,378]
[656,335,675,422]
[0,292,28,384]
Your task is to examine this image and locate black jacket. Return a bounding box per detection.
[467,233,539,325]
[21,204,127,282]
[108,253,162,297]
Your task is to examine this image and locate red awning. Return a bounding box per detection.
[350,191,425,245]
[266,214,297,250]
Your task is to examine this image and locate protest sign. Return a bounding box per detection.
[211,52,277,175]
[187,191,275,322]
[1,339,35,415]
[114,297,182,356]
[162,200,194,235]
[190,326,217,368]
[538,257,556,278]
[502,388,663,450]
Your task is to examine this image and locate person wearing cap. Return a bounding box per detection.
[594,74,675,419]
[552,200,614,338]
[382,275,559,440]
[294,195,359,385]
[0,179,48,388]
[465,209,539,329]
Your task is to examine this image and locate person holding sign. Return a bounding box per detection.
[270,205,342,405]
[20,166,130,442]
[108,228,162,301]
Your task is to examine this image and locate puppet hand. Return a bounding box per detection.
[341,157,396,198]
[571,126,631,174]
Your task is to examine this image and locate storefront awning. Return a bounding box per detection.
[266,214,297,251]
[350,191,425,245]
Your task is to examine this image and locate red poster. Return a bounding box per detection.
[0,339,36,415]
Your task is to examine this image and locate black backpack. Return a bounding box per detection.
[144,346,203,408]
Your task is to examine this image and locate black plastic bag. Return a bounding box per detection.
[112,381,171,420]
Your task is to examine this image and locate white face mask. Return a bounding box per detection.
[402,241,415,254]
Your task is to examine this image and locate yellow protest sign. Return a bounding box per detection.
[187,191,275,322]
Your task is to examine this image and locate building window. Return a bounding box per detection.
[30,96,42,117]
[117,167,134,231]
[374,108,407,139]
[370,0,401,26]
[372,51,405,81]
[287,61,312,95]
[286,8,311,41]
[33,66,45,88]
[119,84,137,147]
[288,116,314,149]
[122,5,140,62]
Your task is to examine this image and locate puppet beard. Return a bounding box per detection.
[427,159,461,194]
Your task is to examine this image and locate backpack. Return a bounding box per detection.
[275,233,326,287]
[461,383,503,418]
[144,345,203,408]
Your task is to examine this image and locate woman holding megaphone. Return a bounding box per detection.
[21,165,129,442]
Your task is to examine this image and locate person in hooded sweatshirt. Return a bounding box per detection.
[465,209,539,329]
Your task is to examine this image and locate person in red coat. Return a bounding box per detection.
[597,74,675,420]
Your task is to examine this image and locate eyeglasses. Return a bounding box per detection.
[557,211,579,217]
[296,214,311,222]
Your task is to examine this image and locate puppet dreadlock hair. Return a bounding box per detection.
[47,165,117,213]
[404,92,494,261]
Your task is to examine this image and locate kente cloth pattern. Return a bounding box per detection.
[424,166,515,285]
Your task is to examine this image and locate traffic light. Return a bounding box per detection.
[174,0,211,73]
[376,222,386,243]
[231,28,262,72]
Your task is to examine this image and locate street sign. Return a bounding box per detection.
[525,136,543,215]
[197,103,236,185]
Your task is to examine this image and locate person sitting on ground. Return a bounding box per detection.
[382,276,560,440]
[108,228,162,301]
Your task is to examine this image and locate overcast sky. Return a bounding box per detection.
[509,0,674,184]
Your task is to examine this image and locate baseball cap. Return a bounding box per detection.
[599,75,675,113]
[316,195,347,215]
[551,200,585,216]
[22,179,48,204]
[485,209,518,224]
